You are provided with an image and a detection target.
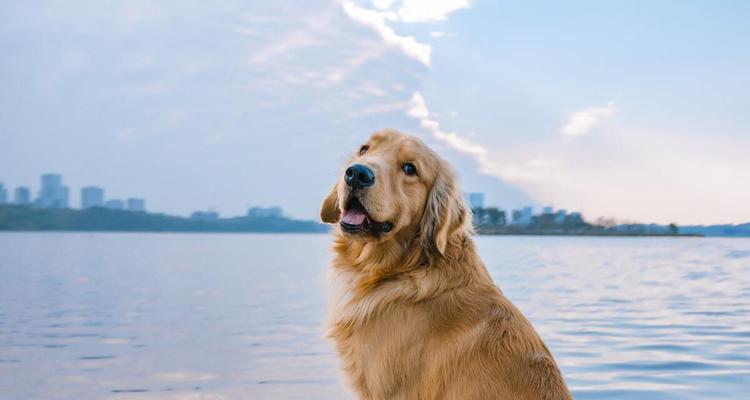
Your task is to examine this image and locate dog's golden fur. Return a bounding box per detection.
[321,130,571,400]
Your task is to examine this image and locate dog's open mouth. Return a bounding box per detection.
[340,197,372,233]
[340,197,392,235]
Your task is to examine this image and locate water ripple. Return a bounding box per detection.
[1,233,748,400]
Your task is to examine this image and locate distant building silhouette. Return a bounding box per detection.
[472,206,506,227]
[247,206,282,219]
[104,199,125,210]
[0,183,7,204]
[554,209,567,224]
[14,186,31,205]
[542,206,554,215]
[522,207,533,224]
[568,212,583,224]
[191,211,219,221]
[512,206,534,225]
[466,193,485,210]
[127,198,146,212]
[37,173,69,209]
[81,186,104,209]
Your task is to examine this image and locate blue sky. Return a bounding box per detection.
[1,0,748,224]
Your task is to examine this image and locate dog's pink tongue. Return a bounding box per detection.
[342,209,367,225]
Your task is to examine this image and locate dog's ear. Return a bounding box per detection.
[320,183,341,224]
[419,164,470,256]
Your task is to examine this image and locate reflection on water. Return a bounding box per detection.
[478,237,750,400]
[1,233,748,399]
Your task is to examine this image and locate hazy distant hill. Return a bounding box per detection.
[0,205,327,233]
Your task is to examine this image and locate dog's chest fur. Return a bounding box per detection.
[326,268,434,398]
[325,259,572,400]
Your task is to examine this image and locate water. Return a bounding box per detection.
[1,233,748,399]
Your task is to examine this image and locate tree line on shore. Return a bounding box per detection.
[2,204,747,236]
[0,205,326,233]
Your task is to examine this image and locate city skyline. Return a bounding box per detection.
[4,178,729,237]
[0,173,709,228]
[0,173,146,213]
[2,172,749,238]
[1,1,749,224]
[1,172,286,219]
[0,173,551,219]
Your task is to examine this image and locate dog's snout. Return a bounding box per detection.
[345,164,375,189]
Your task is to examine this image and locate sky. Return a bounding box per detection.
[1,0,749,225]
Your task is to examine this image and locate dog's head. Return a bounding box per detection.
[320,130,469,256]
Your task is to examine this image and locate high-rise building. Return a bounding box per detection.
[127,198,146,212]
[554,209,567,224]
[467,193,485,210]
[14,187,31,204]
[542,206,554,215]
[511,210,523,225]
[0,183,7,204]
[512,206,534,226]
[568,212,583,224]
[37,173,69,209]
[522,206,533,224]
[104,199,125,210]
[81,186,104,209]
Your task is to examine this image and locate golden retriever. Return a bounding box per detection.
[320,130,571,400]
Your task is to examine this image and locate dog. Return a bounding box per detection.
[320,130,571,400]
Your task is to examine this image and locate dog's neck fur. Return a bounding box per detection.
[327,225,489,321]
[333,226,421,271]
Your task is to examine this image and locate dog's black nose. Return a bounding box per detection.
[345,164,375,189]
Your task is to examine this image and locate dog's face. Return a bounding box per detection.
[321,130,468,255]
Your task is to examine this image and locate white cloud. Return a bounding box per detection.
[490,133,750,224]
[561,101,616,138]
[246,10,336,66]
[408,91,489,157]
[395,0,471,23]
[409,93,564,198]
[321,45,385,85]
[239,7,394,94]
[339,1,469,67]
[407,92,750,224]
[247,32,320,65]
[372,0,397,10]
[406,92,429,118]
[340,1,431,67]
[358,84,388,97]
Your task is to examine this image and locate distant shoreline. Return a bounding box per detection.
[0,230,705,237]
[1,205,747,237]
[474,225,701,237]
[476,231,703,238]
[0,205,327,233]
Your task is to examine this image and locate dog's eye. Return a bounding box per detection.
[359,145,369,156]
[402,163,417,176]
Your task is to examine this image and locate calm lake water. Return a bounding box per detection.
[1,233,749,399]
